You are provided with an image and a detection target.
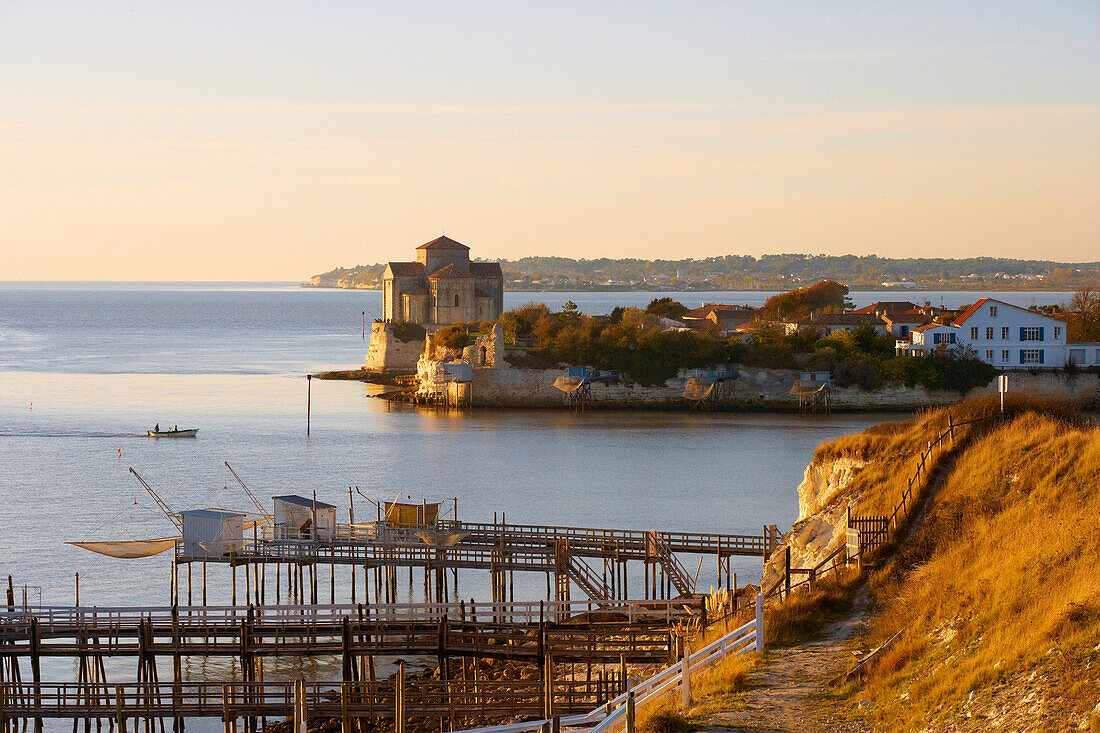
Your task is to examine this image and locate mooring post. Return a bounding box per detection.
[75,572,80,607]
[625,691,635,733]
[306,375,312,436]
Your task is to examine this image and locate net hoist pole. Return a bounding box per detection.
[129,467,182,531]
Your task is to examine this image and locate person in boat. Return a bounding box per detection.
[154,423,160,432]
[173,425,178,431]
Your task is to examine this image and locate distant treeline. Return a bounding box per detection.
[309,254,1100,290]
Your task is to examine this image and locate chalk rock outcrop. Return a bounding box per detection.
[760,454,868,592]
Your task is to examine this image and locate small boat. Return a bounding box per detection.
[147,428,199,438]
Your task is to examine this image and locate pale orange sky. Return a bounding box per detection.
[1,2,1098,280]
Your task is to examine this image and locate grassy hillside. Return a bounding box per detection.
[846,408,1100,730]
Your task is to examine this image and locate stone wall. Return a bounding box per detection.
[363,322,424,373]
[464,361,1100,411]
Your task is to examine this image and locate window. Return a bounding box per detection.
[1020,327,1041,341]
[985,327,994,339]
[989,306,998,317]
[1001,326,1009,339]
[985,350,993,360]
[1020,349,1042,365]
[1054,327,1061,339]
[454,294,460,307]
[970,327,979,339]
[1002,350,1009,362]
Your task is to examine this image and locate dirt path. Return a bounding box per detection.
[696,587,873,733]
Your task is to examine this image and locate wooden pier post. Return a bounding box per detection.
[115,685,125,733]
[680,644,691,710]
[396,661,406,733]
[784,546,791,599]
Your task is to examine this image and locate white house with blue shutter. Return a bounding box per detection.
[951,298,1069,368]
[908,322,960,355]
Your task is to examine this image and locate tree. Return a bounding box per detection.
[1064,287,1100,342]
[644,297,688,320]
[761,280,849,321]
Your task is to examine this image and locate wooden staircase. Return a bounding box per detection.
[648,531,694,596]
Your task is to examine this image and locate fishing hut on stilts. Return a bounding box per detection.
[552,367,617,412]
[791,371,831,415]
[682,366,738,413]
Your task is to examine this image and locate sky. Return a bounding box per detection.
[1,1,1098,281]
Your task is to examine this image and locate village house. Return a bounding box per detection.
[880,312,929,340]
[950,297,1069,368]
[682,304,756,335]
[851,301,920,317]
[900,297,1100,367]
[381,236,504,325]
[903,323,959,356]
[783,312,889,337]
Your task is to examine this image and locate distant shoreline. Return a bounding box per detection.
[299,283,1081,294]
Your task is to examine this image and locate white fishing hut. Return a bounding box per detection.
[273,494,337,540]
[180,509,245,558]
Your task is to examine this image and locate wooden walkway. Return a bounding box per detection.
[169,521,766,605]
[0,599,696,665]
[0,678,605,722]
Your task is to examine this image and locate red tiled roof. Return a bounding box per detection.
[881,313,929,324]
[385,262,425,276]
[416,235,470,251]
[683,304,747,319]
[851,301,919,315]
[951,297,990,326]
[795,313,883,325]
[912,323,955,333]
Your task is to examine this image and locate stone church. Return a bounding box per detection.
[382,236,504,325]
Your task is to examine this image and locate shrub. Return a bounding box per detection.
[389,321,426,343]
[434,325,469,350]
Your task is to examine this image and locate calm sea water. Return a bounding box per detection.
[0,283,1072,702]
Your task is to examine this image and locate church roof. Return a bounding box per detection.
[416,235,470,251]
[385,262,425,276]
[402,286,429,296]
[428,263,472,279]
[470,261,502,277]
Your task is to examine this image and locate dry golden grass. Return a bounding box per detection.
[764,569,863,647]
[811,394,1080,519]
[851,410,1100,729]
[635,704,693,733]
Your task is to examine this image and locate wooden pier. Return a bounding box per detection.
[0,599,700,667]
[0,677,609,727]
[171,520,767,607]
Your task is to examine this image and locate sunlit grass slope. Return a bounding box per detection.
[853,409,1100,729]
